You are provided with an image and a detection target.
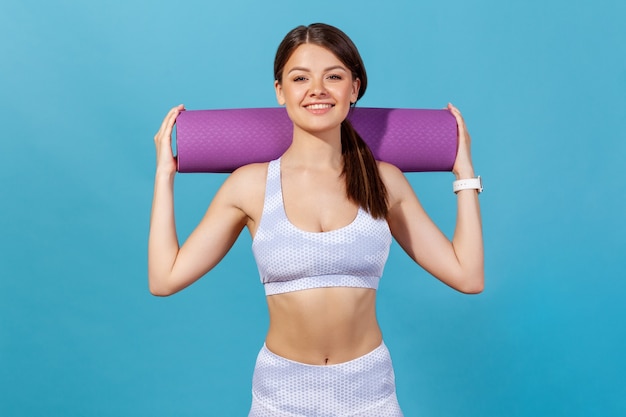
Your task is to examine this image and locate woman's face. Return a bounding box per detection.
[275,43,360,135]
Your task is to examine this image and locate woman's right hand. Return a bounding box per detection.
[153,104,185,174]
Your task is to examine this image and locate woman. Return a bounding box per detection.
[149,23,483,416]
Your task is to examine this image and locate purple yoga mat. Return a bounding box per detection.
[175,107,458,173]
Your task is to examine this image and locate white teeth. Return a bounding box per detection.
[306,103,333,110]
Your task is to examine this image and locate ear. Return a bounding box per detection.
[274,80,285,106]
[350,78,361,104]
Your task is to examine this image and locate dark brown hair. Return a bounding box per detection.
[274,23,388,218]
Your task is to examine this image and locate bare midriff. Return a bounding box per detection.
[265,286,382,365]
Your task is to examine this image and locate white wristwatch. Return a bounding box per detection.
[453,176,483,194]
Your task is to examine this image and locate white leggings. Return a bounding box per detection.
[248,342,404,417]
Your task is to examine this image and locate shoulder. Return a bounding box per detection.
[229,162,269,184]
[221,162,268,196]
[376,160,409,190]
[376,160,414,209]
[219,162,268,212]
[224,162,269,188]
[376,160,402,179]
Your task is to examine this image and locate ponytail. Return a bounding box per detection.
[341,119,388,219]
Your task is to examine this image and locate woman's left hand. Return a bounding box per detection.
[447,103,475,179]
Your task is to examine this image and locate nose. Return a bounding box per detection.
[309,77,327,97]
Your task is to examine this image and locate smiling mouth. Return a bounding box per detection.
[305,103,334,110]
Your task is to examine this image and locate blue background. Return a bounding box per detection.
[1,0,624,416]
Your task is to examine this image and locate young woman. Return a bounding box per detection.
[149,23,483,416]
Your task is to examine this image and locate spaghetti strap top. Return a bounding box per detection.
[252,158,392,295]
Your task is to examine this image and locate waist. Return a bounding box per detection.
[251,341,400,416]
[265,287,381,365]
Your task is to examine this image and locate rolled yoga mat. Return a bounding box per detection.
[175,107,458,173]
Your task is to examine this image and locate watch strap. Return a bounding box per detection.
[453,176,483,194]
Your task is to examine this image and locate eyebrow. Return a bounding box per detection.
[287,65,348,74]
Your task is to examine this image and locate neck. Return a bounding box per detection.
[282,124,343,169]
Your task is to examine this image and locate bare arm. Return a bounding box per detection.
[384,104,484,293]
[147,105,250,296]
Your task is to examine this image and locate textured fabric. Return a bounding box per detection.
[252,158,392,295]
[249,343,404,417]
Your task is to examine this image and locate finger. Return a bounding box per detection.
[155,104,184,140]
[161,105,183,136]
[447,103,469,138]
[447,102,463,119]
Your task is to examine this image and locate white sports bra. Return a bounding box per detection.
[252,158,392,295]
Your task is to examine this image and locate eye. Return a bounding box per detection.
[327,74,343,80]
[293,75,307,82]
